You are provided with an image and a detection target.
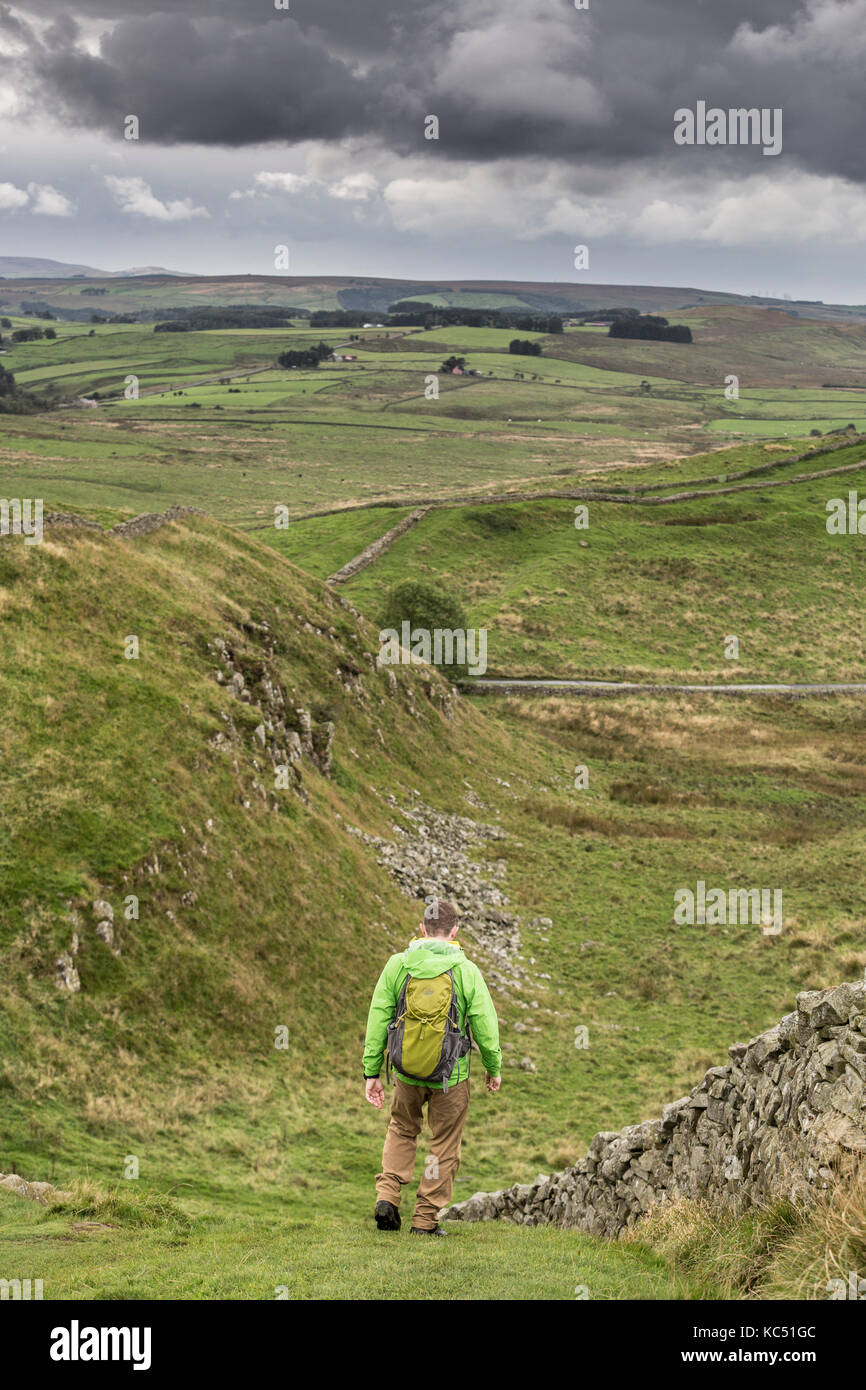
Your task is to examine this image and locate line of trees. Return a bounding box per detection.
[387,303,563,334]
[609,316,692,343]
[9,326,53,342]
[155,306,298,332]
[576,306,641,323]
[19,301,57,318]
[309,310,369,328]
[277,341,333,369]
[509,339,542,356]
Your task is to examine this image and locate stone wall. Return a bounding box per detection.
[326,507,429,585]
[442,981,866,1238]
[42,506,205,538]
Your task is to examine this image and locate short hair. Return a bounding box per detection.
[423,899,458,937]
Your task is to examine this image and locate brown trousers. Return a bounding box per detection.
[376,1077,471,1230]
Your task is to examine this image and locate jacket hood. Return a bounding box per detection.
[400,936,466,978]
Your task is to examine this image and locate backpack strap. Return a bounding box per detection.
[451,968,473,1078]
[387,976,410,1087]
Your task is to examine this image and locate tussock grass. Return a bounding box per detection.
[626,1164,866,1300]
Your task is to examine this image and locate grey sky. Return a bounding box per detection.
[1,0,864,300]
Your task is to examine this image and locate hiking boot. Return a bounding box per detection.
[375,1200,401,1231]
[410,1225,449,1238]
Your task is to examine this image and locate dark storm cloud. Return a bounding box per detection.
[22,14,384,145]
[10,0,866,180]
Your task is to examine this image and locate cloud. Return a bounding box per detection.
[732,0,866,63]
[27,181,75,215]
[6,0,866,291]
[328,171,378,202]
[0,180,29,210]
[1,0,839,175]
[229,166,379,204]
[0,178,74,214]
[25,13,373,147]
[229,171,316,200]
[655,173,866,246]
[377,151,866,247]
[104,174,208,221]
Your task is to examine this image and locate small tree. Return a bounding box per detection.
[380,580,471,679]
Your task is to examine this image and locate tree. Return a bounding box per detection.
[609,317,692,343]
[380,580,471,679]
[440,356,466,373]
[509,339,541,356]
[277,341,332,370]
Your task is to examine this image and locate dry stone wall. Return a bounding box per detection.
[327,507,429,585]
[443,981,866,1237]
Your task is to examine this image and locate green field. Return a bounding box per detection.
[4,304,866,533]
[298,443,866,683]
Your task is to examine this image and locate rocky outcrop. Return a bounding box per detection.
[343,795,526,986]
[0,1174,71,1204]
[54,938,80,993]
[443,981,866,1237]
[209,631,336,797]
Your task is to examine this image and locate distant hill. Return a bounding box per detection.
[119,265,186,277]
[0,257,183,279]
[0,269,862,325]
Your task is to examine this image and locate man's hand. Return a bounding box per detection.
[365,1077,385,1109]
[485,1074,501,1094]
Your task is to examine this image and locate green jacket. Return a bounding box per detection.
[363,937,501,1088]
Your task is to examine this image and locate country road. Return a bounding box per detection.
[463,678,866,698]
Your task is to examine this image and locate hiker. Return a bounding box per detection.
[363,899,501,1237]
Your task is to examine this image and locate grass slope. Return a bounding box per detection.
[1,514,864,1297]
[326,441,866,682]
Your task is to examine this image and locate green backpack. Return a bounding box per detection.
[386,970,471,1092]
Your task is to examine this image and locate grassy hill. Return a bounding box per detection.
[0,509,865,1297]
[3,271,866,323]
[269,437,866,683]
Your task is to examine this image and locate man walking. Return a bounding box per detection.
[363,899,501,1237]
